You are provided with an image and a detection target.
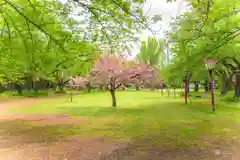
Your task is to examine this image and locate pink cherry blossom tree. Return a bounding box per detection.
[91,54,157,107]
[69,75,102,92]
[69,76,89,90]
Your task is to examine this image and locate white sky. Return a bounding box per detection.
[130,0,188,58]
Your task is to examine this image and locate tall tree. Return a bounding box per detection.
[164,0,240,97]
[0,0,99,91]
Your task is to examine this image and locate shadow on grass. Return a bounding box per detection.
[100,116,239,160]
[0,120,82,143]
[100,134,234,160]
[100,138,214,160]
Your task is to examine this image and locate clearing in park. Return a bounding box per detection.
[0,91,239,160]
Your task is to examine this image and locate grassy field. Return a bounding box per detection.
[8,91,240,148]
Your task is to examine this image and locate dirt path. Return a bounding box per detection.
[0,135,126,160]
[0,98,126,160]
[0,97,59,115]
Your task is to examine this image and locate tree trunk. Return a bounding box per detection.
[184,80,188,104]
[204,80,209,92]
[86,83,92,92]
[70,92,73,102]
[100,85,104,91]
[174,87,176,98]
[136,84,140,91]
[15,83,23,95]
[234,74,240,98]
[194,82,199,92]
[110,90,116,107]
[32,80,38,92]
[0,84,5,93]
[220,74,230,96]
[58,85,64,92]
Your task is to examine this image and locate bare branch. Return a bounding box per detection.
[107,0,160,34]
[73,0,119,43]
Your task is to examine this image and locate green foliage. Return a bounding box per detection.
[66,0,161,53]
[0,0,162,88]
[0,0,100,86]
[164,0,240,84]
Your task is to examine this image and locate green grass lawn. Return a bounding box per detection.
[7,91,240,149]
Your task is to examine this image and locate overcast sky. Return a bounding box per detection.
[130,0,187,58]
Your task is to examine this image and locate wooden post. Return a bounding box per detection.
[174,87,176,99]
[209,70,215,112]
[184,79,188,104]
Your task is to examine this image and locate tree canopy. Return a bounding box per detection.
[136,37,167,69]
[163,0,240,96]
[164,0,240,79]
[0,0,162,91]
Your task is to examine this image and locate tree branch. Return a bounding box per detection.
[4,0,65,52]
[114,73,140,89]
[107,0,159,34]
[0,11,11,41]
[0,2,7,7]
[73,0,118,43]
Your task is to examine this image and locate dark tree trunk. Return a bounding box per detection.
[220,74,231,96]
[100,85,104,91]
[86,83,92,92]
[194,82,199,92]
[0,84,5,93]
[136,84,140,91]
[58,85,64,91]
[15,83,23,95]
[110,90,116,107]
[25,76,32,91]
[32,80,38,92]
[234,74,240,98]
[204,80,209,92]
[174,87,176,98]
